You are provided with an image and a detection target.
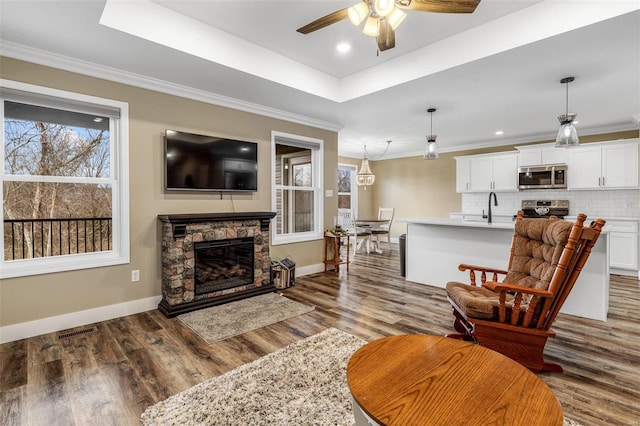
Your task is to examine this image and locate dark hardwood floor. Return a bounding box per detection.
[1,244,639,425]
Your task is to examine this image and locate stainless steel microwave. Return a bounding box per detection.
[518,165,567,190]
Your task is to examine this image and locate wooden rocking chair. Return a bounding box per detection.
[445,210,605,373]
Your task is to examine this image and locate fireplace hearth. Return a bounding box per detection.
[158,212,277,317]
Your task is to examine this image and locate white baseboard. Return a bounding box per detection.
[609,267,640,278]
[0,260,363,344]
[295,263,324,276]
[0,295,162,344]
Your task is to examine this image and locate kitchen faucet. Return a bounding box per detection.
[487,192,498,223]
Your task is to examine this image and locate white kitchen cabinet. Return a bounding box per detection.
[608,220,638,271]
[542,147,568,165]
[469,153,518,192]
[517,144,568,166]
[455,157,471,192]
[567,216,639,274]
[469,156,494,191]
[518,149,543,167]
[568,140,639,189]
[492,154,519,191]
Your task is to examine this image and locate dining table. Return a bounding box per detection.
[355,219,390,254]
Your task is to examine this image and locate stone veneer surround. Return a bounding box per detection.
[157,212,277,317]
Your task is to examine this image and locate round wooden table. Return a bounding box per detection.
[347,335,563,426]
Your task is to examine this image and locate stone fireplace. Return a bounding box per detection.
[158,212,277,317]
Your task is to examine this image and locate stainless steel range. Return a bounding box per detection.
[521,200,569,219]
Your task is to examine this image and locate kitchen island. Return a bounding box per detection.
[405,218,609,321]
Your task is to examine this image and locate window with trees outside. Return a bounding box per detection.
[338,163,357,217]
[271,131,323,245]
[1,80,129,278]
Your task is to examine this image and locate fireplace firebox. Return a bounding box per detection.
[195,237,254,295]
[158,212,277,317]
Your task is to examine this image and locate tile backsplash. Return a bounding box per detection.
[461,189,640,219]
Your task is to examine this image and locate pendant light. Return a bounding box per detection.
[555,76,579,148]
[424,108,439,160]
[357,145,375,189]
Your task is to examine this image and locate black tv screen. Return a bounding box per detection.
[164,129,258,192]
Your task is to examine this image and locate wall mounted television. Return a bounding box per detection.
[164,129,258,192]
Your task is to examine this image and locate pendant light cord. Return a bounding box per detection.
[366,140,391,160]
[430,110,433,134]
[565,81,569,116]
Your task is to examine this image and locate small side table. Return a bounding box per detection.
[323,232,349,273]
[347,335,563,426]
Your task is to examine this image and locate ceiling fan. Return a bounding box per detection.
[297,0,481,52]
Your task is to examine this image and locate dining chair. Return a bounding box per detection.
[342,216,371,256]
[338,208,353,219]
[371,207,394,250]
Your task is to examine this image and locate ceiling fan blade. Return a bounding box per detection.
[297,8,349,34]
[396,0,481,14]
[377,19,396,51]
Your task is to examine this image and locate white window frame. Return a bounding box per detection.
[338,163,358,218]
[271,131,323,245]
[0,79,130,279]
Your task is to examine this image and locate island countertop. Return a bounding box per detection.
[404,217,609,321]
[403,217,610,233]
[403,217,515,230]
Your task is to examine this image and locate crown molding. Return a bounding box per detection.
[341,121,640,160]
[0,41,344,133]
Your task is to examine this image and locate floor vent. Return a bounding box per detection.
[58,327,96,340]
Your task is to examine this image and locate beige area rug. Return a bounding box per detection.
[140,328,365,425]
[141,328,584,426]
[177,292,314,344]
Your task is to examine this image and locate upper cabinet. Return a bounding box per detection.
[456,152,518,192]
[516,144,567,166]
[568,139,639,190]
[455,157,471,192]
[456,139,638,193]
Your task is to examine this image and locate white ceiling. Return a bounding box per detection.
[1,0,639,159]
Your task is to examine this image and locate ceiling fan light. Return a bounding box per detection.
[362,15,379,37]
[348,2,369,25]
[387,8,407,30]
[374,0,395,17]
[424,136,439,160]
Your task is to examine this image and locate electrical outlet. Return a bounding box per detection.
[131,269,140,282]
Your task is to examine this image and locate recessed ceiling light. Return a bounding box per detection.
[336,42,351,53]
[93,117,104,123]
[495,130,504,135]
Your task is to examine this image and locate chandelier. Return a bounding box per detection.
[357,146,375,188]
[357,140,391,189]
[348,0,407,37]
